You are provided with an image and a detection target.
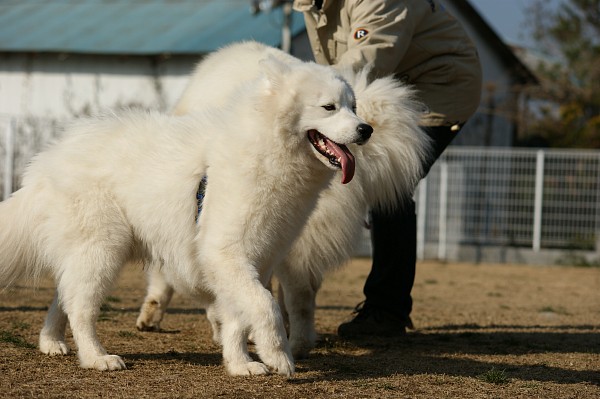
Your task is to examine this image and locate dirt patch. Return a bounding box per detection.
[1,259,599,398]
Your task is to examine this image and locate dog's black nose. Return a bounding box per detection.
[357,123,373,144]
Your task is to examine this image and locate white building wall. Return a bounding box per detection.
[0,53,201,195]
[0,53,199,119]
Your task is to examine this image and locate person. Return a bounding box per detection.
[292,0,482,336]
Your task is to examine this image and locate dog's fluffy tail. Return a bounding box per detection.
[0,189,42,288]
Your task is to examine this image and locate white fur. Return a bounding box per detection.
[136,42,431,358]
[0,49,371,375]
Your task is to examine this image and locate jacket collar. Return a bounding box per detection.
[292,0,315,12]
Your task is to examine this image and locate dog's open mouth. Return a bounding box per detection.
[308,130,355,184]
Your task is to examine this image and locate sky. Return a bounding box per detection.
[468,0,563,49]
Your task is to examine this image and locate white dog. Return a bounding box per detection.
[136,42,431,358]
[0,49,373,376]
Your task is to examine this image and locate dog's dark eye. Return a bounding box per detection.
[322,104,336,111]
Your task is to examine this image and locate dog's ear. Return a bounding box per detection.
[259,55,290,92]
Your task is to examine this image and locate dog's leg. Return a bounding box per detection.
[248,291,295,376]
[203,258,294,376]
[276,265,321,359]
[214,291,294,376]
[55,255,126,371]
[136,265,174,331]
[219,314,269,376]
[39,292,70,356]
[205,304,222,345]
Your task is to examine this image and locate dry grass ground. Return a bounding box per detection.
[1,258,599,398]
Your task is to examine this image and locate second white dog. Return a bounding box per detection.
[136,42,431,359]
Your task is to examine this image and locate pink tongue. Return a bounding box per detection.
[324,138,355,184]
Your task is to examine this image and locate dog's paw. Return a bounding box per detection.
[225,361,270,376]
[136,310,161,332]
[81,355,127,371]
[260,349,295,376]
[136,318,161,332]
[39,336,70,356]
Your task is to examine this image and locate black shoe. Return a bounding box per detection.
[337,302,413,338]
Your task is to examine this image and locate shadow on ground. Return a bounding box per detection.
[289,327,599,385]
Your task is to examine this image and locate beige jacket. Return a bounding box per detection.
[293,0,482,127]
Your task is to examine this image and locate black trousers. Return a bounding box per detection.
[363,125,459,320]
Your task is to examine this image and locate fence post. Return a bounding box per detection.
[438,160,448,260]
[532,149,545,252]
[3,118,15,201]
[416,178,427,260]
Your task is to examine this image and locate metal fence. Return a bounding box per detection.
[414,147,600,264]
[2,116,600,264]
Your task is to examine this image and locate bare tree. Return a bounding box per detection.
[522,0,600,148]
